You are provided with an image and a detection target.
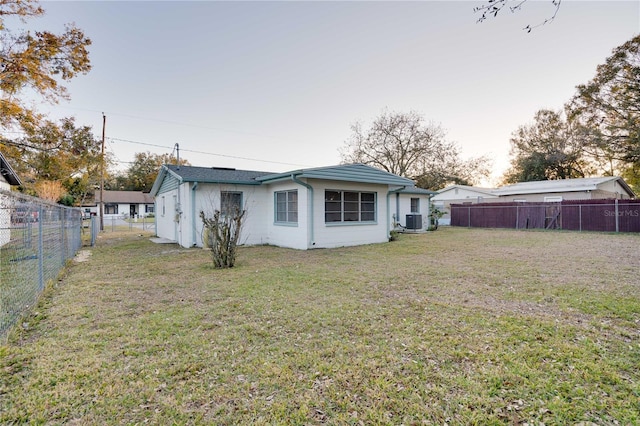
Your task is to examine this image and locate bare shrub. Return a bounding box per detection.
[199,208,245,268]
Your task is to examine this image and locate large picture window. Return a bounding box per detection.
[275,190,298,223]
[325,190,376,223]
[221,191,243,215]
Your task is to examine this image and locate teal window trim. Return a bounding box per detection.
[274,189,298,224]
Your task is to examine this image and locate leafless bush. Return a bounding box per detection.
[199,208,245,268]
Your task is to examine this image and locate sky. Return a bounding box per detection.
[15,1,640,185]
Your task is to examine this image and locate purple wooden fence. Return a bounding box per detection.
[450,199,640,233]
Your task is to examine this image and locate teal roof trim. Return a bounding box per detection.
[258,164,414,186]
[150,163,415,197]
[397,186,436,195]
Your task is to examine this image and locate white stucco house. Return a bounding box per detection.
[1,152,23,246]
[431,185,498,226]
[150,163,433,250]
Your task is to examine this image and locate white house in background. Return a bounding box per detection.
[85,190,155,218]
[150,163,432,250]
[491,177,636,201]
[431,185,498,226]
[1,151,23,246]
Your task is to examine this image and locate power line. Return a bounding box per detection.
[107,137,313,168]
[55,106,280,139]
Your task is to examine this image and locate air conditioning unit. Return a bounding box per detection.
[406,214,422,230]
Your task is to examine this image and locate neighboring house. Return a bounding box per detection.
[1,151,23,246]
[431,185,498,226]
[150,163,432,250]
[87,190,155,218]
[492,177,636,202]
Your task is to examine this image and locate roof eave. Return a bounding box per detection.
[0,152,22,186]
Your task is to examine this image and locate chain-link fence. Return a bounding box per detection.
[0,189,82,339]
[97,215,155,233]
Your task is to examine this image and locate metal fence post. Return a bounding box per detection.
[579,205,582,232]
[38,204,44,291]
[61,207,66,266]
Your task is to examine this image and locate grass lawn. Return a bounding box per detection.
[1,227,638,424]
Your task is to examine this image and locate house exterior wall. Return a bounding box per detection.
[154,176,414,250]
[263,180,310,250]
[497,191,595,203]
[595,180,633,199]
[191,182,269,248]
[155,186,181,244]
[305,179,391,249]
[396,193,431,231]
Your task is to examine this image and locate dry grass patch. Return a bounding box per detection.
[1,227,639,424]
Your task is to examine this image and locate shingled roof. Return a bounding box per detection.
[152,163,415,197]
[164,164,270,184]
[96,191,154,204]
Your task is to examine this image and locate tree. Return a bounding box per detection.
[474,0,562,32]
[340,110,491,190]
[2,117,103,204]
[0,0,91,133]
[502,109,591,184]
[108,152,190,192]
[569,35,640,190]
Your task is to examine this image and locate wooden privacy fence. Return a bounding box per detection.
[450,199,640,233]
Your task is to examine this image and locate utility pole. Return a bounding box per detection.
[100,113,106,231]
[175,142,180,170]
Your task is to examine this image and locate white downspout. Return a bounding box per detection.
[291,174,315,247]
[386,186,406,237]
[191,182,199,246]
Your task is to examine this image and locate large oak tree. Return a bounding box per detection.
[340,110,491,190]
[569,34,640,190]
[502,109,591,184]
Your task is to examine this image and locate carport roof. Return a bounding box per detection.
[492,177,636,197]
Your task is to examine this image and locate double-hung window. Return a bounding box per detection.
[410,198,420,213]
[221,191,243,215]
[275,190,298,224]
[325,190,376,223]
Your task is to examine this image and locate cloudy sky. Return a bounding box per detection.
[21,1,640,184]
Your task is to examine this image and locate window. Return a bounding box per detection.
[105,204,118,215]
[325,190,376,223]
[161,196,165,216]
[410,198,420,213]
[275,190,298,223]
[221,191,243,215]
[146,205,154,213]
